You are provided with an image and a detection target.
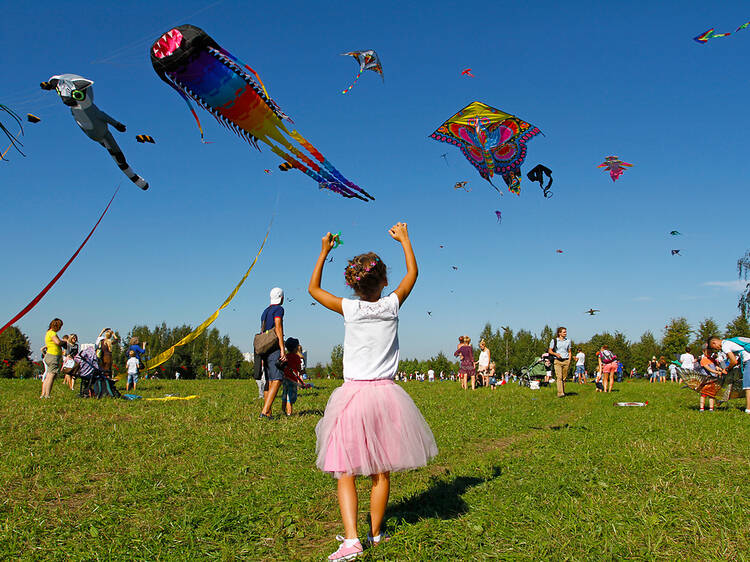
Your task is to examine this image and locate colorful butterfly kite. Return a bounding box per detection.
[598,156,632,182]
[693,28,731,44]
[430,101,541,195]
[151,25,372,201]
[341,50,383,94]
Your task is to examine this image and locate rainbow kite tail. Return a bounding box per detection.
[267,144,358,199]
[287,129,374,200]
[342,68,364,94]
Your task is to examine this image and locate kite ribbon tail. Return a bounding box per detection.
[267,144,355,199]
[341,68,363,94]
[0,125,25,161]
[0,186,120,337]
[286,129,374,201]
[144,211,276,372]
[176,89,211,144]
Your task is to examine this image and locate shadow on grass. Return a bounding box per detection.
[387,466,502,523]
[294,409,325,417]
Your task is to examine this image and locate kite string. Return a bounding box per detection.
[144,190,280,371]
[0,186,120,336]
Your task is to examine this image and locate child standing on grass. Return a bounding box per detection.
[699,349,725,412]
[126,350,139,392]
[281,337,303,416]
[309,222,438,562]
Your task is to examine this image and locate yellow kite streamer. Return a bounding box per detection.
[145,395,198,402]
[144,222,272,371]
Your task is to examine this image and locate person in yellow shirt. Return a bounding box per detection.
[41,318,65,398]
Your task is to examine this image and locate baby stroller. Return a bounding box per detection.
[77,347,121,399]
[520,357,549,388]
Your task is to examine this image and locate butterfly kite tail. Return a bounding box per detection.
[287,129,374,201]
[342,68,364,94]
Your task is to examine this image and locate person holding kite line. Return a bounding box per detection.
[309,222,437,562]
[259,287,286,419]
[549,327,572,397]
[707,335,750,413]
[40,318,65,398]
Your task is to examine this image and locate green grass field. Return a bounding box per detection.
[2,377,749,561]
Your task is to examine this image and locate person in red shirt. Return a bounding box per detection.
[698,349,725,412]
[281,337,303,416]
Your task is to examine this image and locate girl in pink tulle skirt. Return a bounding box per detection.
[309,223,438,561]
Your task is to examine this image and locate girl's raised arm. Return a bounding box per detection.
[390,222,418,305]
[308,232,343,315]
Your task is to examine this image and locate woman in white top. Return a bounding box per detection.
[309,222,438,561]
[476,340,491,387]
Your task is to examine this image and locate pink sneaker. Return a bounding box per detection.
[328,536,362,561]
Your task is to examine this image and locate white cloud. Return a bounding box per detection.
[703,280,748,291]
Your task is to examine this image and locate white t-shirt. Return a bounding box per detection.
[478,349,490,369]
[668,363,677,374]
[679,353,695,369]
[127,357,140,374]
[721,339,750,363]
[341,293,400,381]
[575,352,585,366]
[550,338,571,360]
[428,369,435,381]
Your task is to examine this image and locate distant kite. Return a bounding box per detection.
[598,156,632,182]
[694,28,731,44]
[135,134,155,144]
[556,249,563,254]
[26,114,41,124]
[461,68,474,77]
[527,164,553,198]
[585,309,600,315]
[441,153,449,166]
[341,50,384,94]
[671,249,682,256]
[670,230,682,236]
[452,266,458,271]
[454,181,470,192]
[495,210,502,223]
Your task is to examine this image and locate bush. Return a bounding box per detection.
[13,359,34,379]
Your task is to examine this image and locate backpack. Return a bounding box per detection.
[726,337,750,354]
[600,350,617,364]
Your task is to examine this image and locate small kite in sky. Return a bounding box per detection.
[598,156,632,182]
[26,114,41,124]
[556,249,563,254]
[439,245,445,248]
[671,249,682,256]
[527,164,553,198]
[461,68,474,77]
[670,230,682,236]
[135,134,155,144]
[430,101,541,195]
[1,104,24,161]
[341,50,384,94]
[495,210,502,223]
[454,181,470,192]
[693,28,731,44]
[151,24,371,200]
[427,311,432,316]
[278,161,293,172]
[585,308,600,315]
[441,153,449,166]
[452,266,458,271]
[263,169,272,174]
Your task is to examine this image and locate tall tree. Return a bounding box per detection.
[330,344,344,378]
[737,250,750,318]
[692,318,720,351]
[0,326,31,378]
[631,330,660,371]
[662,317,691,360]
[725,315,750,339]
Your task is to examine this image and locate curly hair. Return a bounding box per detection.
[344,252,387,298]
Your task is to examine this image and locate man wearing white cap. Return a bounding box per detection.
[259,287,286,418]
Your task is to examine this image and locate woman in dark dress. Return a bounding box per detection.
[454,336,476,390]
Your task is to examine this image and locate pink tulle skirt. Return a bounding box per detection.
[315,380,438,478]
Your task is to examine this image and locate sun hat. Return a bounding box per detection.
[270,287,284,304]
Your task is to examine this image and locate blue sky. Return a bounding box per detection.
[1,1,748,364]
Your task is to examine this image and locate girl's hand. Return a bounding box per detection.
[389,222,409,243]
[321,232,335,254]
